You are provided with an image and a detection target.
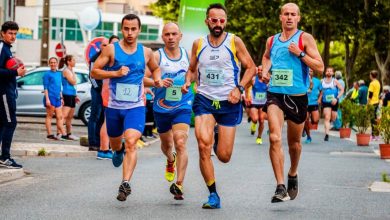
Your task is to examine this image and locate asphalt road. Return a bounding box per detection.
[1,120,390,219]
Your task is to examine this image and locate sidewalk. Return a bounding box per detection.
[1,136,160,184]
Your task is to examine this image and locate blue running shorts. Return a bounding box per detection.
[105,106,146,137]
[192,94,242,127]
[43,96,62,108]
[154,109,192,133]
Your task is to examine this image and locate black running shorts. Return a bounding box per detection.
[263,92,308,124]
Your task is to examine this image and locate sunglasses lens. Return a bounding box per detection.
[211,18,218,23]
[219,19,225,24]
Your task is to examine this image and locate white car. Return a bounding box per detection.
[16,67,92,125]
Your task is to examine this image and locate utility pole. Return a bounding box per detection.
[40,0,50,66]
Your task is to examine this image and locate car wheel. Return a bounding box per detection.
[80,102,91,126]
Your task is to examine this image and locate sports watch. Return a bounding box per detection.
[236,85,245,94]
[298,51,306,59]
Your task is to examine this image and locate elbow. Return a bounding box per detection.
[316,63,325,73]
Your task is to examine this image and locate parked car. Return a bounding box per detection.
[16,67,91,125]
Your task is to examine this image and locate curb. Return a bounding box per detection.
[0,168,25,184]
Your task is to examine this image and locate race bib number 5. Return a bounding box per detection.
[204,68,224,86]
[272,69,293,86]
[116,83,139,102]
[165,86,182,101]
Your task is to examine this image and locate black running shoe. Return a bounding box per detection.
[170,183,184,200]
[117,181,131,201]
[271,184,290,203]
[287,174,299,200]
[324,134,329,141]
[0,157,23,169]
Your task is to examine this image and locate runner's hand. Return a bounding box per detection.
[116,66,129,77]
[288,42,301,57]
[75,96,80,104]
[228,87,241,104]
[162,78,173,88]
[331,98,337,106]
[261,71,270,82]
[154,79,163,88]
[144,88,155,99]
[245,98,252,107]
[181,81,191,94]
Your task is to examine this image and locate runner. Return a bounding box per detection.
[319,67,344,141]
[152,22,192,200]
[182,3,256,209]
[91,14,163,202]
[59,55,80,141]
[303,68,321,144]
[0,21,26,169]
[261,3,324,202]
[43,57,66,141]
[245,65,268,144]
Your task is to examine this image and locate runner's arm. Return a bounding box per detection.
[334,80,344,99]
[62,69,77,85]
[182,40,199,93]
[300,33,324,73]
[235,36,256,87]
[91,44,125,79]
[261,37,272,81]
[145,47,162,87]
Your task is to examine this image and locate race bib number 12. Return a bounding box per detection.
[116,83,139,102]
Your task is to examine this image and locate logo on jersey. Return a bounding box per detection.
[210,55,220,60]
[180,60,188,68]
[164,62,170,67]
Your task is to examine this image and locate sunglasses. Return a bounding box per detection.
[208,18,226,24]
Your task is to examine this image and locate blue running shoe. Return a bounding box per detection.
[304,137,312,144]
[112,148,124,167]
[97,151,113,160]
[202,192,221,209]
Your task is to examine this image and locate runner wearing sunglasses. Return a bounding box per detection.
[182,3,256,209]
[261,3,324,203]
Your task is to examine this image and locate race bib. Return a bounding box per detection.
[325,94,334,102]
[116,83,139,102]
[165,86,182,101]
[204,68,224,86]
[272,69,293,86]
[254,92,266,102]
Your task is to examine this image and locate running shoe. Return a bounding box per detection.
[55,134,65,141]
[287,174,299,200]
[117,181,131,201]
[137,139,146,148]
[170,183,184,200]
[0,157,23,169]
[46,134,57,140]
[165,152,176,182]
[304,136,312,144]
[202,192,221,209]
[324,134,329,141]
[250,122,256,135]
[271,184,290,203]
[112,147,125,167]
[96,150,113,160]
[256,137,263,145]
[64,134,79,141]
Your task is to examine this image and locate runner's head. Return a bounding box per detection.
[369,70,378,80]
[121,14,141,44]
[1,21,19,44]
[280,3,301,31]
[325,66,334,78]
[206,3,227,38]
[162,22,182,50]
[109,35,119,44]
[48,57,58,71]
[353,81,359,89]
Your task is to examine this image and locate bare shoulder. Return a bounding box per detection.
[302,32,316,43]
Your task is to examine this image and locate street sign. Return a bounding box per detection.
[84,37,106,65]
[55,43,66,58]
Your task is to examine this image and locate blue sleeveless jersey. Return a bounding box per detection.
[62,68,76,96]
[107,42,145,109]
[269,30,309,95]
[308,77,321,106]
[321,78,339,103]
[251,76,268,105]
[153,47,193,113]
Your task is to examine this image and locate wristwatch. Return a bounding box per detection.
[298,51,306,59]
[236,85,245,94]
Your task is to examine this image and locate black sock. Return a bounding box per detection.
[207,182,217,194]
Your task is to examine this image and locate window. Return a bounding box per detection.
[17,71,45,86]
[38,18,82,42]
[92,22,114,39]
[76,73,88,84]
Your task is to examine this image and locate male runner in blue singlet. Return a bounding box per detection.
[92,14,163,202]
[261,3,324,203]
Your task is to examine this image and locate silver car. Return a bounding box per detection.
[16,67,92,125]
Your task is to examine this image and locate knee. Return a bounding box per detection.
[217,153,231,163]
[269,133,281,145]
[125,138,138,150]
[175,138,187,154]
[198,143,211,159]
[289,142,302,152]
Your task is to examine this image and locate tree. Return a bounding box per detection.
[150,0,180,22]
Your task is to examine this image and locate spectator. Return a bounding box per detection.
[358,80,368,105]
[368,70,381,140]
[333,70,345,130]
[382,85,390,107]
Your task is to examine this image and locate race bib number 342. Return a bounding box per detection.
[116,83,139,102]
[272,69,293,87]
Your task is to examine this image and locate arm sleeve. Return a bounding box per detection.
[0,48,17,78]
[368,91,373,99]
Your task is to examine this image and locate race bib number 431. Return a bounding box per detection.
[272,69,293,86]
[204,68,224,86]
[116,83,139,102]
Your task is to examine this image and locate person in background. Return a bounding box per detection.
[303,69,321,144]
[358,79,368,105]
[59,55,79,141]
[368,70,381,141]
[43,57,66,141]
[382,85,390,107]
[332,70,345,131]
